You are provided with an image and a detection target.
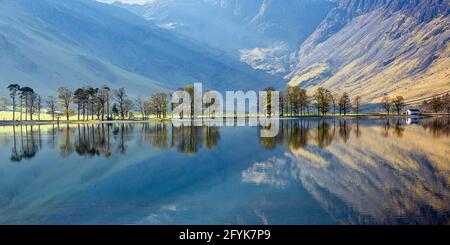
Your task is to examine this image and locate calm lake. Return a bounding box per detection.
[0,117,449,224]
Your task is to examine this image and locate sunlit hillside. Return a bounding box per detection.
[288,0,450,103]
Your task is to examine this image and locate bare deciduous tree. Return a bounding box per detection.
[392,96,405,115]
[430,96,443,113]
[315,87,331,116]
[136,96,147,120]
[339,92,352,115]
[148,93,168,118]
[113,88,127,120]
[382,96,391,114]
[353,96,362,116]
[46,96,57,121]
[122,99,134,119]
[443,93,450,114]
[57,87,73,121]
[7,84,20,121]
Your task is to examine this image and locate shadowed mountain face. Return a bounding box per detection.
[113,0,335,75]
[0,0,281,96]
[288,0,450,102]
[0,0,167,95]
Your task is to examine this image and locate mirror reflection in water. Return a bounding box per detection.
[0,117,448,224]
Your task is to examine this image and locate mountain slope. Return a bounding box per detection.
[288,0,450,102]
[0,0,280,96]
[0,0,168,96]
[112,0,335,75]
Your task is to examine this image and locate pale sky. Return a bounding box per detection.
[97,0,153,5]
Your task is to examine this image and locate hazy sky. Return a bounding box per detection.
[97,0,152,4]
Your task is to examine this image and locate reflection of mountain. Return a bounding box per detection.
[249,120,450,224]
[0,121,327,224]
[0,118,449,224]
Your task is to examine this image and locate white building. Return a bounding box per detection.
[406,109,421,115]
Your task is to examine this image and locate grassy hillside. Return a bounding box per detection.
[0,0,281,97]
[0,0,169,96]
[288,0,450,103]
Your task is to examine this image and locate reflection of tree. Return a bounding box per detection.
[74,124,112,157]
[171,125,202,154]
[258,121,285,150]
[259,120,309,150]
[149,123,169,149]
[138,123,150,146]
[114,124,133,155]
[382,119,406,138]
[5,122,224,161]
[10,125,41,161]
[76,125,91,156]
[59,124,74,158]
[75,125,99,156]
[383,120,390,137]
[50,125,57,149]
[354,120,361,138]
[9,118,448,164]
[393,119,404,138]
[22,126,38,159]
[257,120,337,150]
[339,120,351,143]
[38,125,42,150]
[422,117,450,136]
[287,120,309,150]
[316,121,334,148]
[104,124,112,158]
[117,125,126,154]
[259,134,278,150]
[204,126,220,149]
[10,125,21,162]
[97,124,112,157]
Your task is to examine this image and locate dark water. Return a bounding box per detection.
[0,117,449,224]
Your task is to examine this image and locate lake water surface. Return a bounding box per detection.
[0,117,449,224]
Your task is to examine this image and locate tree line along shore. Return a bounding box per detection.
[1,84,449,123]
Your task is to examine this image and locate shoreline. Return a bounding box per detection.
[0,114,445,126]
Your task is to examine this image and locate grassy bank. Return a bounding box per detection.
[0,110,442,126]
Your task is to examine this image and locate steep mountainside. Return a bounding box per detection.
[289,0,450,102]
[0,0,280,96]
[1,0,447,100]
[112,0,335,75]
[0,0,167,95]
